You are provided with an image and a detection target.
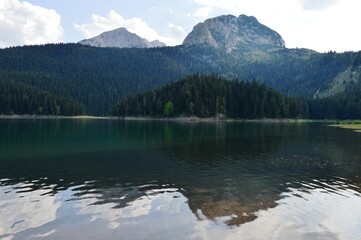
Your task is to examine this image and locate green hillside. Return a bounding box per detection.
[0,44,222,115]
[0,43,360,116]
[111,74,308,119]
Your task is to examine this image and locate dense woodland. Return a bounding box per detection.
[112,75,309,119]
[308,82,361,119]
[0,44,221,115]
[0,80,83,115]
[222,49,361,105]
[112,75,361,120]
[229,49,361,97]
[0,44,361,118]
[0,44,361,116]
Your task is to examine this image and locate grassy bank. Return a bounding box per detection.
[329,120,361,133]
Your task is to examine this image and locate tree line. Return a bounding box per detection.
[112,74,309,119]
[0,80,83,115]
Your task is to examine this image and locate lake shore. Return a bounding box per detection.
[0,114,117,120]
[120,116,312,123]
[0,114,312,123]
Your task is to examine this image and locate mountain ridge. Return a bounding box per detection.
[78,27,166,48]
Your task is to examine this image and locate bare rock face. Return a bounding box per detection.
[183,15,285,52]
[78,28,166,49]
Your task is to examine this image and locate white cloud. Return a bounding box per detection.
[301,0,338,11]
[0,0,63,47]
[74,10,159,40]
[74,10,184,46]
[166,22,187,44]
[193,6,213,17]
[188,0,361,52]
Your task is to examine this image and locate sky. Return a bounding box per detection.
[0,0,360,52]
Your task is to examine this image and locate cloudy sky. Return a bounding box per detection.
[0,0,360,52]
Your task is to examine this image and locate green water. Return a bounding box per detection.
[0,119,361,239]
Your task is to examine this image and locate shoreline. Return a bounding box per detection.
[0,115,117,120]
[3,115,361,128]
[0,114,312,123]
[120,116,311,123]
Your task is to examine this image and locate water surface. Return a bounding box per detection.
[0,120,361,239]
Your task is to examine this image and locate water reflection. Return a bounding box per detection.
[1,120,361,239]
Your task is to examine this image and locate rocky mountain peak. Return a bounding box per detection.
[78,27,166,49]
[183,14,285,52]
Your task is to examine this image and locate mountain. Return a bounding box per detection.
[78,27,166,48]
[183,14,285,52]
[0,14,361,117]
[181,15,361,98]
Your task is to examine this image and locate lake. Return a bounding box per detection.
[1,119,361,240]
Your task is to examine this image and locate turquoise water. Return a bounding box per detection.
[0,120,361,239]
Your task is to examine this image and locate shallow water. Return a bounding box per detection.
[0,120,361,239]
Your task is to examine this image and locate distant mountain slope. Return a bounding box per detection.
[232,50,361,97]
[78,27,166,48]
[308,81,361,119]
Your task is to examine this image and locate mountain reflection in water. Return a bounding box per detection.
[0,120,361,239]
